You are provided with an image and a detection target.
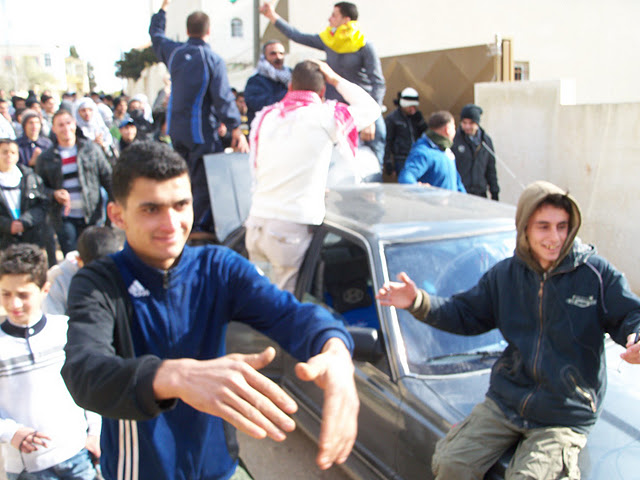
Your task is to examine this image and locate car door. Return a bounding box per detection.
[283,226,404,479]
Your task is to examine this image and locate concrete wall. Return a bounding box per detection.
[476,80,640,290]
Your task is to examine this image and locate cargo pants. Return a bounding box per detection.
[432,397,587,480]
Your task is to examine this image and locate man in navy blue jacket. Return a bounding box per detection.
[377,180,640,479]
[244,40,291,126]
[150,0,249,233]
[62,141,358,480]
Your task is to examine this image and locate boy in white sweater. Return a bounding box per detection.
[0,244,100,480]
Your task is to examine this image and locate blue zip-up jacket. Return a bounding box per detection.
[244,72,290,125]
[398,135,466,192]
[409,181,640,434]
[150,9,241,150]
[425,243,640,433]
[62,244,353,480]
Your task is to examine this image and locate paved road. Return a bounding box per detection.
[238,428,352,480]
[0,430,350,480]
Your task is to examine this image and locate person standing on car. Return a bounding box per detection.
[376,180,640,479]
[245,60,380,293]
[383,87,427,176]
[260,2,386,165]
[149,0,249,234]
[453,103,500,200]
[61,141,359,480]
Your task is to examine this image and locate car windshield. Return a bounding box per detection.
[385,231,515,375]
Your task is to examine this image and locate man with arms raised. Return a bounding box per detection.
[150,0,249,233]
[61,141,358,480]
[260,2,386,164]
[377,180,640,479]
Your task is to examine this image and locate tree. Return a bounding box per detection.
[70,46,80,58]
[115,47,159,81]
[87,62,97,91]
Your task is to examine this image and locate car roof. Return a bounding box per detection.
[324,184,516,243]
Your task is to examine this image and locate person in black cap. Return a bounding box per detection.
[383,87,427,176]
[453,103,500,200]
[117,118,138,155]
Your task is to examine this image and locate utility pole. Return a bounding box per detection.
[253,0,260,66]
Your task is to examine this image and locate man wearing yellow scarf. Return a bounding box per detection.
[260,2,387,165]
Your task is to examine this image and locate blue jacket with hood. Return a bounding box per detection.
[408,181,640,433]
[398,134,466,192]
[62,243,353,480]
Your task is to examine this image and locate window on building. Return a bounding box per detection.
[231,18,243,38]
[44,53,52,67]
[514,61,530,81]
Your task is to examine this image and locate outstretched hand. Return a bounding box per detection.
[295,338,359,470]
[376,272,419,309]
[620,333,640,364]
[153,347,298,442]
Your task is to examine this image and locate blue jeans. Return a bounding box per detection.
[363,114,387,165]
[56,217,88,256]
[7,449,97,480]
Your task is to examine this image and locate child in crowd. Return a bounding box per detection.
[0,244,101,480]
[43,226,123,315]
[0,139,49,254]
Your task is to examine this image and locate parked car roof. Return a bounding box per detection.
[324,184,516,242]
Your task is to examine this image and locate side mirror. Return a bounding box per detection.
[347,326,384,363]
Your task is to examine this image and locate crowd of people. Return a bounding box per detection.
[0,1,639,480]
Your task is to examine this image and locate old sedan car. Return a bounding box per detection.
[205,154,640,480]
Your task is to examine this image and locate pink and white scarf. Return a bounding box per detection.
[250,90,358,167]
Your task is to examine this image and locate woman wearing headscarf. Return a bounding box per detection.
[74,97,115,160]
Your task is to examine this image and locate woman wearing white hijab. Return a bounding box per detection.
[73,97,114,156]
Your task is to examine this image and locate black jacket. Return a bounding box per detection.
[0,164,49,249]
[36,137,112,227]
[384,108,427,170]
[453,127,499,200]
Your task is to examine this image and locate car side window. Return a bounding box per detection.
[301,231,391,376]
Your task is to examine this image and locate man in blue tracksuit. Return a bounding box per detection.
[398,111,466,192]
[61,142,358,480]
[377,180,640,479]
[149,0,249,233]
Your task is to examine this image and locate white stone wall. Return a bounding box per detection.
[476,80,640,290]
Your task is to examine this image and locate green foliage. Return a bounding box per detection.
[69,46,80,58]
[115,47,159,81]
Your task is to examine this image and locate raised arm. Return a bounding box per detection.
[314,61,379,130]
[260,3,325,50]
[149,0,181,64]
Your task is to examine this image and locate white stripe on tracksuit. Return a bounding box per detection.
[117,419,139,480]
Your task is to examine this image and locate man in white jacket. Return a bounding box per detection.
[245,60,380,292]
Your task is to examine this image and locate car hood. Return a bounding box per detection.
[399,340,640,479]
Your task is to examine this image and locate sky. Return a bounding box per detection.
[1,0,157,92]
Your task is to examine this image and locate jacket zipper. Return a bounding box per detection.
[520,273,547,416]
[569,373,597,413]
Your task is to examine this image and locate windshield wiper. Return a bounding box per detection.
[426,350,503,364]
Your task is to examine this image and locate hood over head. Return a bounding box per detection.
[515,180,582,273]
